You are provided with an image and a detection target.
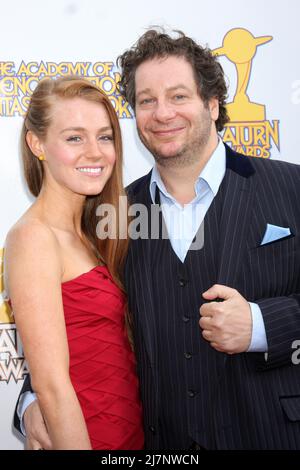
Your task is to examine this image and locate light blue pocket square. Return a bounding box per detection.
[260,223,292,246]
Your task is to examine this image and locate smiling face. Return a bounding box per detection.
[27,97,116,197]
[135,56,219,168]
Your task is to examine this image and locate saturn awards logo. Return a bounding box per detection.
[214,28,280,158]
[0,248,28,383]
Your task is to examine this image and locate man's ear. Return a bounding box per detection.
[26,131,44,159]
[208,97,219,122]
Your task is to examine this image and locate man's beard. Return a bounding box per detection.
[137,109,213,169]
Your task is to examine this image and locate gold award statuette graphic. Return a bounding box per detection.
[213,28,280,158]
[0,248,28,383]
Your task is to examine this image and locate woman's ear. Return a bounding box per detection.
[26,131,44,159]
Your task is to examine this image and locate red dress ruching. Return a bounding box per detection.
[61,265,144,450]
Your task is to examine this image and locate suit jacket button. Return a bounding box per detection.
[179,278,187,287]
[184,352,192,359]
[149,425,156,434]
[188,390,196,398]
[182,315,190,323]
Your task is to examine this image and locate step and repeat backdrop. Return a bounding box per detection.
[1,0,299,449]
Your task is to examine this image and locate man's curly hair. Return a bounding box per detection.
[117,28,229,131]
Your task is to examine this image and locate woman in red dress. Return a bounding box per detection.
[4,77,144,450]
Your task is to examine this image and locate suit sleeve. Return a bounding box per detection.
[246,159,300,371]
[255,294,300,370]
[14,373,34,434]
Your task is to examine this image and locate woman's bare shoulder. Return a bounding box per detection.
[6,215,58,250]
[5,214,61,274]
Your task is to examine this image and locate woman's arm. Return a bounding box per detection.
[5,221,91,450]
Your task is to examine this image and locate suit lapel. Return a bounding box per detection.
[217,144,257,288]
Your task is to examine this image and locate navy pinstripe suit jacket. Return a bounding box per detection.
[125,143,300,449]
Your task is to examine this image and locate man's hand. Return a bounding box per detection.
[24,400,53,450]
[199,284,252,354]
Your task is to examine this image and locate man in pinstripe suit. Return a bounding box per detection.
[16,29,300,449]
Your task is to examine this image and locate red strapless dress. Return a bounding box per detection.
[61,265,144,450]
